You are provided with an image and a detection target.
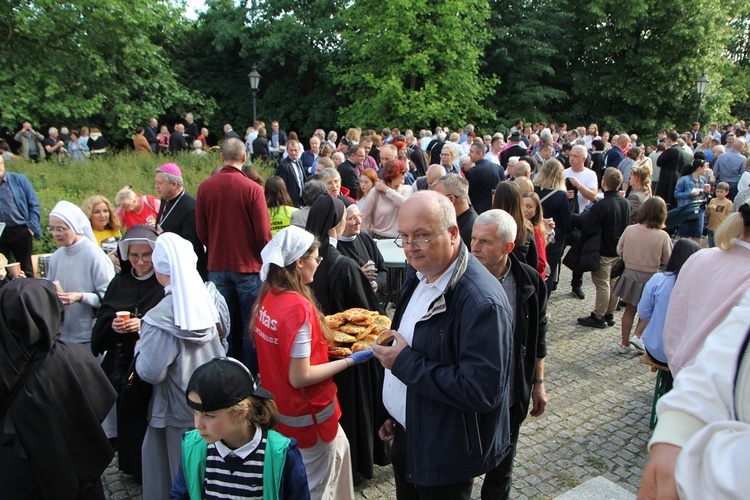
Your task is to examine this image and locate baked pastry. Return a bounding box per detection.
[325,312,347,329]
[351,340,372,352]
[339,323,369,336]
[376,330,396,346]
[328,346,352,357]
[333,331,358,344]
[343,307,372,326]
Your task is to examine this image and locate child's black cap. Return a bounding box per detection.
[186,357,274,412]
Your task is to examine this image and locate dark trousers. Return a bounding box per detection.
[571,269,583,289]
[391,424,473,500]
[480,406,522,500]
[545,240,565,296]
[0,224,34,277]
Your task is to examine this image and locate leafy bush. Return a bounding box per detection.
[11,151,276,254]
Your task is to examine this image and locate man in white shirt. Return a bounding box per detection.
[373,191,512,499]
[564,144,598,212]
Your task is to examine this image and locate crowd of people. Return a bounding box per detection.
[1,115,750,500]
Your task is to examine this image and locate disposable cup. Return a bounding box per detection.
[6,263,20,279]
[116,311,131,321]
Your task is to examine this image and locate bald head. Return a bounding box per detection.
[426,164,446,188]
[733,138,747,153]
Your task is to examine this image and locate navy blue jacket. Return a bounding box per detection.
[386,244,513,485]
[465,159,501,215]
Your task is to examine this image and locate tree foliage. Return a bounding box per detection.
[332,0,497,131]
[483,0,572,128]
[0,0,211,140]
[2,0,747,145]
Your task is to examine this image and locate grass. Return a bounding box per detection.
[10,151,276,254]
[585,455,607,472]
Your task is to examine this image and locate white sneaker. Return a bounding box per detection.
[616,345,630,354]
[629,337,645,351]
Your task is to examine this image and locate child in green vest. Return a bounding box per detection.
[170,357,310,499]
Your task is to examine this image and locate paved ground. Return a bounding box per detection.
[103,266,654,499]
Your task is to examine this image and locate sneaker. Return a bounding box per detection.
[629,336,645,351]
[571,287,586,300]
[604,313,616,326]
[578,313,607,329]
[616,344,630,354]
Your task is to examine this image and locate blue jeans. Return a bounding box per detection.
[208,271,261,375]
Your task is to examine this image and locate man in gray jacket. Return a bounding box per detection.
[13,121,46,161]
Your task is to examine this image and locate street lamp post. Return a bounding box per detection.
[695,71,709,123]
[248,65,261,124]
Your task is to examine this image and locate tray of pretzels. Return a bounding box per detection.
[325,308,392,358]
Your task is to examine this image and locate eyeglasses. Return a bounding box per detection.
[47,226,70,234]
[128,252,153,263]
[346,214,363,222]
[306,256,323,264]
[394,227,450,249]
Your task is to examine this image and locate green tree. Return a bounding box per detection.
[561,0,733,134]
[0,0,210,141]
[483,0,573,129]
[175,0,344,139]
[332,0,497,131]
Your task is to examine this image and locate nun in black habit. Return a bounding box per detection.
[305,194,391,482]
[91,224,164,481]
[0,279,116,500]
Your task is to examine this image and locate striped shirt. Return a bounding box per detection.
[204,428,265,499]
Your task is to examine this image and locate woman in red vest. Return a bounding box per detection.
[252,225,372,499]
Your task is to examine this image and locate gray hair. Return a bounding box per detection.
[571,144,588,157]
[475,209,518,245]
[433,174,469,202]
[465,124,475,133]
[513,161,531,178]
[319,167,341,182]
[221,138,246,162]
[458,154,472,168]
[437,131,447,141]
[155,167,184,187]
[302,179,328,206]
[48,127,58,135]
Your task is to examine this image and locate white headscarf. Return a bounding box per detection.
[260,226,314,281]
[50,200,96,243]
[152,232,218,331]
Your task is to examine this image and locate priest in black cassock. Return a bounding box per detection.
[336,203,387,304]
[305,195,391,484]
[153,163,208,280]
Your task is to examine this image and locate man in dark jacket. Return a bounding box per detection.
[169,124,189,153]
[471,209,548,500]
[337,144,363,196]
[153,163,207,280]
[373,191,513,498]
[577,167,631,328]
[274,140,306,207]
[465,142,502,214]
[501,131,529,169]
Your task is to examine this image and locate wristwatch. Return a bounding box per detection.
[534,378,546,384]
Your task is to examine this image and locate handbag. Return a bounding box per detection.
[117,354,152,480]
[610,259,625,279]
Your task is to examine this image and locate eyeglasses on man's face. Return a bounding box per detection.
[394,227,450,249]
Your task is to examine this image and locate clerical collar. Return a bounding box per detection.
[339,235,357,242]
[498,259,512,283]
